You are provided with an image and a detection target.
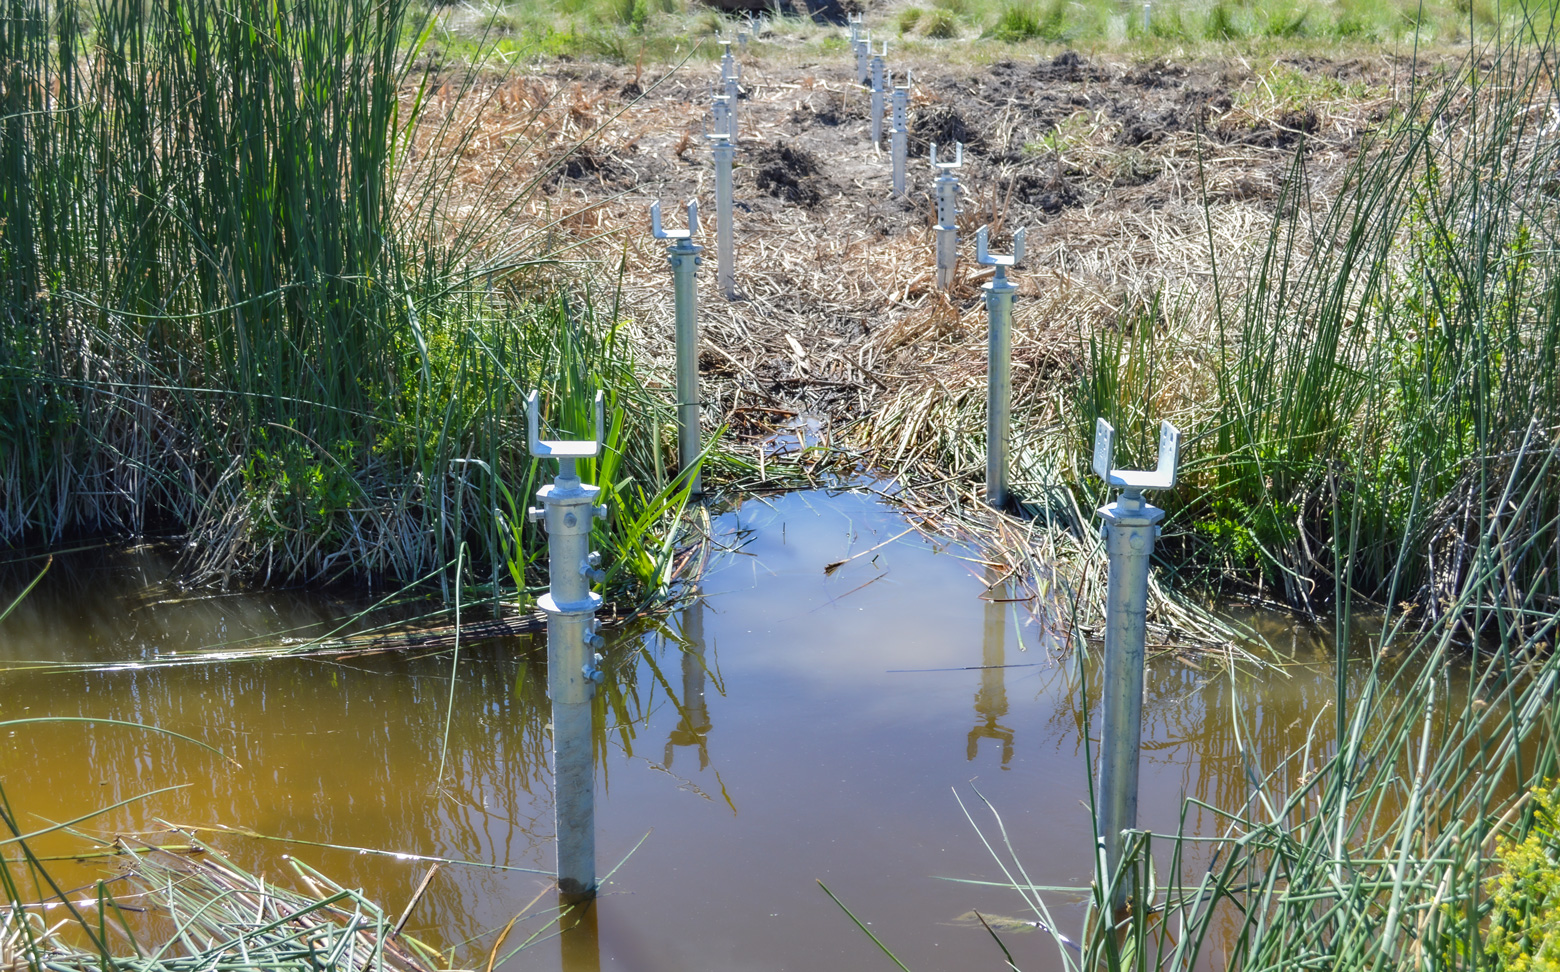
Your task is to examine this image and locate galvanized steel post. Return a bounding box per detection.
[721,43,740,142]
[651,200,704,495]
[869,43,887,146]
[708,125,736,300]
[855,30,871,85]
[890,74,910,195]
[1090,417,1180,910]
[711,91,732,143]
[931,142,963,290]
[525,391,610,901]
[977,225,1025,509]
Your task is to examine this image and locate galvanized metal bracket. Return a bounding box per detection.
[976,225,1026,271]
[526,390,605,461]
[931,141,964,171]
[651,199,699,241]
[1091,417,1180,493]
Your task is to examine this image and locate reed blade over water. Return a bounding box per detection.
[1043,21,1560,970]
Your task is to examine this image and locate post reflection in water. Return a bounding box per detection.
[558,897,601,972]
[664,591,712,771]
[2,491,1473,972]
[967,567,1014,768]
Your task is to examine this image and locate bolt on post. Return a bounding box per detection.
[869,42,887,147]
[977,225,1025,510]
[1090,417,1180,911]
[890,73,911,196]
[931,142,963,291]
[524,390,611,901]
[707,123,736,300]
[651,200,704,496]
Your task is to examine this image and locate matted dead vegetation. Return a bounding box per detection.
[428,45,1429,649]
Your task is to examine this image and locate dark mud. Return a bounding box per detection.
[752,142,832,207]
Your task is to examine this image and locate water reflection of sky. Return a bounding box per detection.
[1,489,1383,972]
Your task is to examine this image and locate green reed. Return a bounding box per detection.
[1024,436,1560,971]
[0,0,690,599]
[1032,19,1560,968]
[1082,15,1560,641]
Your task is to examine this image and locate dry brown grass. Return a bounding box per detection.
[432,46,1425,646]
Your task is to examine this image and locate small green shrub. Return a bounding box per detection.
[898,6,925,32]
[991,0,1065,40]
[1487,786,1560,971]
[1264,4,1310,35]
[1146,5,1187,38]
[629,0,652,30]
[921,8,959,37]
[1204,2,1240,37]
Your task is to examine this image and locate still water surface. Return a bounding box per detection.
[3,490,1367,971]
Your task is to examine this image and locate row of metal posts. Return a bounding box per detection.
[523,12,1181,924]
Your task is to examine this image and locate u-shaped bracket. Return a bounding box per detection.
[931,141,964,170]
[527,390,605,460]
[651,199,699,240]
[1092,417,1180,492]
[976,225,1027,267]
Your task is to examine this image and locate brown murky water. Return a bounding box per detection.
[1,490,1411,971]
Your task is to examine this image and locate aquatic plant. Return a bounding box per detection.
[1080,15,1560,640]
[0,0,689,599]
[1,833,447,972]
[1485,785,1560,971]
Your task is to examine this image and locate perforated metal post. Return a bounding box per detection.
[711,90,732,142]
[891,73,911,195]
[977,225,1025,509]
[708,123,736,301]
[652,200,704,496]
[525,392,611,901]
[932,142,963,290]
[1090,418,1180,911]
[1142,2,1152,31]
[869,42,887,146]
[721,43,740,142]
[855,29,871,85]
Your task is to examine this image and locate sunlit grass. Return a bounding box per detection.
[0,0,695,601]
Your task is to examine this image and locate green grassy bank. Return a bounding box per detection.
[0,0,690,599]
[429,0,1553,66]
[1077,18,1560,643]
[1020,21,1560,968]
